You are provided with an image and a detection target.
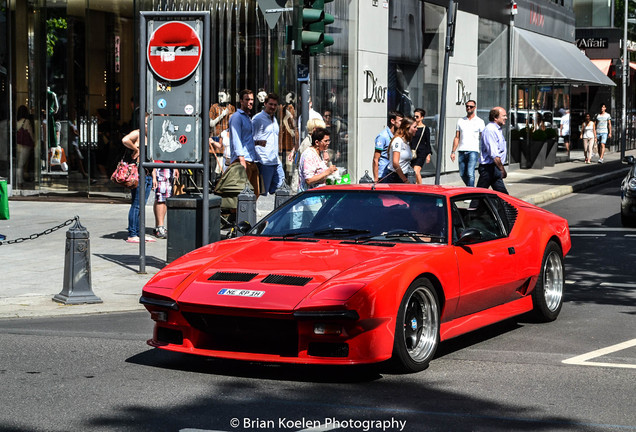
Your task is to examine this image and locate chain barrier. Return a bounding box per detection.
[0,216,79,246]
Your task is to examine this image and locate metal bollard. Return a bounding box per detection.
[236,183,256,236]
[359,170,374,184]
[53,217,102,305]
[407,169,416,184]
[274,181,293,209]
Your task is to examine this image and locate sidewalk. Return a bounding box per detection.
[0,149,633,319]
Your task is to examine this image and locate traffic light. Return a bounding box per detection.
[292,0,334,55]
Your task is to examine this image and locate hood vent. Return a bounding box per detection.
[262,274,312,286]
[208,272,258,282]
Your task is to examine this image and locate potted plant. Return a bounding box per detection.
[521,128,547,169]
[545,128,558,167]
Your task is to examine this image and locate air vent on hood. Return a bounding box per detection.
[208,272,258,282]
[262,274,312,286]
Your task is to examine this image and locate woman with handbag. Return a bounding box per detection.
[411,108,432,184]
[15,105,35,188]
[380,116,417,183]
[121,118,156,244]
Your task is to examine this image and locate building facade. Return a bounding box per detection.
[0,0,612,196]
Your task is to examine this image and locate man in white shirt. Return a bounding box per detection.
[450,100,485,187]
[252,93,284,195]
[559,109,571,152]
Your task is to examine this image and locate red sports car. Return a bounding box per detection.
[141,184,570,372]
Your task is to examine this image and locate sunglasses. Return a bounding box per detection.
[465,105,475,109]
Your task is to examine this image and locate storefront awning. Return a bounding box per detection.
[591,59,611,76]
[478,28,616,86]
[512,28,615,86]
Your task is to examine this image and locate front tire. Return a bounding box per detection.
[532,241,564,322]
[391,278,440,373]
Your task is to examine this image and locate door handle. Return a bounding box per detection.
[508,247,515,255]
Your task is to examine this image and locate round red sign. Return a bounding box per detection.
[147,21,202,82]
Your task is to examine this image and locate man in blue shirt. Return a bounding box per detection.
[372,111,403,182]
[476,107,508,194]
[252,92,284,195]
[229,89,261,197]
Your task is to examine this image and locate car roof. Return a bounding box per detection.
[314,183,498,197]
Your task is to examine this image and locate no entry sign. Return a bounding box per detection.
[147,21,202,81]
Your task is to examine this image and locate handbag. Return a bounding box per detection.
[17,120,35,147]
[111,160,139,189]
[411,125,425,159]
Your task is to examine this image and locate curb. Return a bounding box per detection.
[521,168,628,205]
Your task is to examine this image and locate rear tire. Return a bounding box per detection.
[391,278,440,373]
[532,241,564,322]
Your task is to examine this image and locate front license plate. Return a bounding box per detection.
[217,288,265,298]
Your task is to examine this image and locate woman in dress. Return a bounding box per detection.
[411,108,431,184]
[381,115,418,183]
[298,127,338,192]
[581,113,596,164]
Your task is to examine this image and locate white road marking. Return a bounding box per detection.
[600,282,636,288]
[625,234,636,237]
[571,234,607,237]
[570,227,636,231]
[562,338,636,369]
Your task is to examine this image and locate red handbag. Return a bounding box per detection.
[111,161,139,189]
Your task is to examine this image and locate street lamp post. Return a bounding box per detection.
[622,0,628,161]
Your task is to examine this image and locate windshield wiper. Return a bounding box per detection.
[383,230,446,243]
[312,227,371,238]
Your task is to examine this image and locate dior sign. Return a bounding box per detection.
[363,69,387,103]
[456,79,471,105]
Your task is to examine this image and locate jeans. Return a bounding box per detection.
[259,163,283,195]
[457,151,479,187]
[476,163,508,194]
[128,175,153,238]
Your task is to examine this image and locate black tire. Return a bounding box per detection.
[391,278,440,373]
[621,211,636,227]
[532,241,564,322]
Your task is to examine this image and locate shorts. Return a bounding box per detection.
[597,132,608,144]
[562,134,570,142]
[154,169,173,203]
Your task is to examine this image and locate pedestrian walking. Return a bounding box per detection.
[559,108,571,152]
[298,127,338,191]
[252,92,284,195]
[581,113,596,164]
[476,107,508,194]
[229,89,261,197]
[411,108,432,184]
[595,103,612,163]
[372,111,403,182]
[451,100,484,187]
[380,115,417,184]
[122,118,156,244]
[152,163,178,239]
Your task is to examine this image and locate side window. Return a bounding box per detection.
[488,196,517,235]
[452,196,505,242]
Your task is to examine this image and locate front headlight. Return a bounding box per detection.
[629,178,636,190]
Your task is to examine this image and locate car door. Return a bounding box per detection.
[451,194,522,318]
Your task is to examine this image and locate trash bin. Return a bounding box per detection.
[166,193,222,262]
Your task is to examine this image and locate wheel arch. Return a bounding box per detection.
[413,272,446,316]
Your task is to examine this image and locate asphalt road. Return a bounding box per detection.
[0,180,634,432]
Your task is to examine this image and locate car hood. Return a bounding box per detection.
[175,236,409,310]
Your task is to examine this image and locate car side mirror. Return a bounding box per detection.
[623,155,635,165]
[237,220,252,234]
[455,227,481,246]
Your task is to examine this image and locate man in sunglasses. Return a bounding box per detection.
[450,100,485,187]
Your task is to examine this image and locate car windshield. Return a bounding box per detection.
[251,190,448,243]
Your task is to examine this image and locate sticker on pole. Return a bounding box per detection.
[147,21,202,82]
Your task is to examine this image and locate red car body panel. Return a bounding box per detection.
[141,185,570,366]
